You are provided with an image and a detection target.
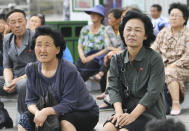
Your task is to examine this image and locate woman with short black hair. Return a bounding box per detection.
[102,11,166,131]
[152,2,189,116]
[18,26,99,131]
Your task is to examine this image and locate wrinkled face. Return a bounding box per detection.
[90,12,103,23]
[8,12,27,37]
[29,16,42,31]
[0,19,7,33]
[35,35,60,63]
[108,13,121,27]
[123,18,147,49]
[150,7,161,19]
[169,8,185,28]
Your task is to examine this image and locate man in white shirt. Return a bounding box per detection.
[150,4,168,36]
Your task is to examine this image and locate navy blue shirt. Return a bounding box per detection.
[25,59,99,115]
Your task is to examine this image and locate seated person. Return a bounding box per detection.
[28,13,45,31]
[18,26,99,131]
[76,5,107,88]
[29,14,74,63]
[102,11,166,131]
[0,13,10,76]
[0,9,36,116]
[151,3,189,115]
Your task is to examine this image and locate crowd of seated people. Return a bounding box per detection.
[0,2,189,131]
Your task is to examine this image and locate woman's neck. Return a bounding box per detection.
[41,58,59,77]
[171,25,184,34]
[90,22,101,34]
[112,25,119,35]
[128,46,142,61]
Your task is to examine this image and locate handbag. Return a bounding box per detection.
[116,52,130,109]
[33,63,60,131]
[35,91,60,131]
[0,101,13,129]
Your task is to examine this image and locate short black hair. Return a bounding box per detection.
[119,11,155,48]
[31,26,66,59]
[145,119,186,131]
[168,2,189,25]
[151,4,162,12]
[109,8,122,19]
[0,14,7,21]
[31,13,45,25]
[6,9,26,20]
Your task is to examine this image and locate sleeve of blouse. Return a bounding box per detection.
[52,67,81,115]
[78,26,86,45]
[172,34,189,67]
[3,35,13,68]
[139,53,165,108]
[151,29,164,53]
[107,55,122,104]
[25,63,39,106]
[104,28,111,48]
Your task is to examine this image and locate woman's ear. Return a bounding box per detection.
[56,47,60,54]
[144,35,147,40]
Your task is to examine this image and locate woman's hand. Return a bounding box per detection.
[109,112,123,127]
[117,113,137,128]
[34,110,48,127]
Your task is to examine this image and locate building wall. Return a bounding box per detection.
[70,0,99,23]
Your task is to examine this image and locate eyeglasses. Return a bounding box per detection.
[169,14,183,18]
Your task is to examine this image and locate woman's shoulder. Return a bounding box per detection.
[105,26,113,33]
[146,48,163,62]
[60,59,78,73]
[25,61,40,79]
[25,61,40,72]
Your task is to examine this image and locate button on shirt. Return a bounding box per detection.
[3,29,36,77]
[107,47,166,119]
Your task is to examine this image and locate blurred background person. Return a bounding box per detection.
[150,4,168,36]
[28,13,45,31]
[76,5,107,91]
[151,2,189,116]
[0,13,10,76]
[28,13,73,63]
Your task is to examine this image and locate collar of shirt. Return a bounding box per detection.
[124,46,146,64]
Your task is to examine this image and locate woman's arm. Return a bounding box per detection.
[28,104,39,115]
[78,43,107,64]
[33,106,58,127]
[118,104,146,127]
[78,43,87,63]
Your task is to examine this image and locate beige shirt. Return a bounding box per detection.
[152,26,189,68]
[151,26,189,85]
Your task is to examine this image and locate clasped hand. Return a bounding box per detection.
[110,113,137,128]
[34,109,48,128]
[3,79,17,93]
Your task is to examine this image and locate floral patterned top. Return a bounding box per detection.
[78,25,105,54]
[151,26,189,85]
[151,26,189,68]
[104,25,124,49]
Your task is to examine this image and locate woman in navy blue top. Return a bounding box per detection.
[18,26,99,131]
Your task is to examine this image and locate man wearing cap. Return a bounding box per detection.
[76,5,108,89]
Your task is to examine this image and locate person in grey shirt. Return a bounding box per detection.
[0,9,36,115]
